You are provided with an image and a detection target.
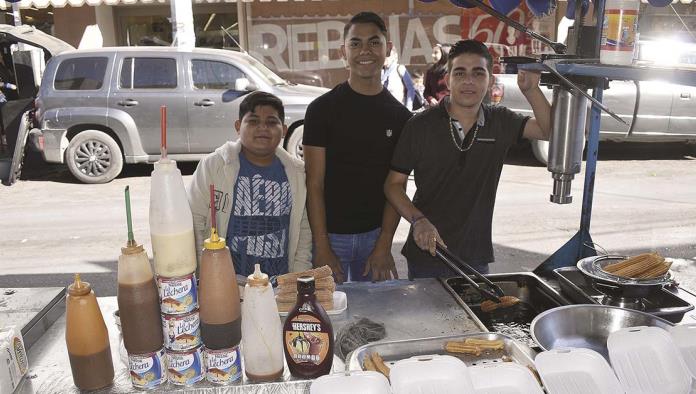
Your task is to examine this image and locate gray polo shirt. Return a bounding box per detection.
[391,99,529,274]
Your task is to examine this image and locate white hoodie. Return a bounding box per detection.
[187,141,312,273]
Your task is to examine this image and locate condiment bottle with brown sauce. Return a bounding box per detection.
[283,276,334,378]
[199,184,242,350]
[117,186,167,389]
[65,274,115,391]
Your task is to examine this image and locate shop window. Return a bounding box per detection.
[191,60,245,90]
[120,57,177,89]
[54,57,108,90]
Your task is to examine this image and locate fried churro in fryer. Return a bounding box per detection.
[370,353,390,378]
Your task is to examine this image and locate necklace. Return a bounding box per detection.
[448,118,479,152]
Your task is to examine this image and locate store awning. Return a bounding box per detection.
[0,0,246,10]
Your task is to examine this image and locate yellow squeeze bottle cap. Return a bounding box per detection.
[204,227,226,250]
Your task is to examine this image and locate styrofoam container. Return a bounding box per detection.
[389,354,474,394]
[535,348,624,394]
[469,362,543,394]
[310,371,391,394]
[608,326,691,394]
[670,324,696,379]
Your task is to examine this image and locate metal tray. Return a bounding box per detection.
[346,332,537,372]
[440,273,570,349]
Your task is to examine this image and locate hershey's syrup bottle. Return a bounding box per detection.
[282,276,334,378]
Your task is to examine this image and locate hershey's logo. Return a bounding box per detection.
[291,322,322,332]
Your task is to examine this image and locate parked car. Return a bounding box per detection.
[495,40,696,164]
[30,46,327,183]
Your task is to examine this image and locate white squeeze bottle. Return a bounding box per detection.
[241,264,284,382]
[149,105,197,277]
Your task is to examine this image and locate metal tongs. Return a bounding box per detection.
[435,243,505,303]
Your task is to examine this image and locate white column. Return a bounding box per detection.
[11,2,21,26]
[170,0,196,49]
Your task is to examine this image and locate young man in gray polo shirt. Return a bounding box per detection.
[384,40,552,277]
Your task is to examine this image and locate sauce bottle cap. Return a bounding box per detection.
[297,275,315,293]
[204,227,226,250]
[68,273,92,296]
[121,241,145,255]
[247,264,269,287]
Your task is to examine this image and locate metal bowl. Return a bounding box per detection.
[531,304,674,360]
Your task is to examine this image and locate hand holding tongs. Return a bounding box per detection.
[435,243,505,303]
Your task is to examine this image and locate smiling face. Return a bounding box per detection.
[432,46,443,63]
[341,22,391,81]
[235,105,287,164]
[446,53,493,109]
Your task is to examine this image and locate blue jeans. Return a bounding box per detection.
[327,228,381,282]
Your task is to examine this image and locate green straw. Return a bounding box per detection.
[125,186,134,245]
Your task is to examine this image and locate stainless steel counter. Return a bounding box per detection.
[0,287,65,350]
[15,279,480,393]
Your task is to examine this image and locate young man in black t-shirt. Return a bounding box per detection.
[384,40,552,277]
[303,12,412,283]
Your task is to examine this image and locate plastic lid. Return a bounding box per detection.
[204,227,226,250]
[121,241,144,255]
[67,274,91,296]
[247,264,269,287]
[297,275,315,293]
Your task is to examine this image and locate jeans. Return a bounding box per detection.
[326,228,381,282]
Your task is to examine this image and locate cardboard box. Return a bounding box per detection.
[0,326,28,394]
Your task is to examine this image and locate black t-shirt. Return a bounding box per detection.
[391,100,529,268]
[303,82,413,234]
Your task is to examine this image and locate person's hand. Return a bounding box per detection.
[412,218,445,256]
[517,69,541,94]
[312,247,345,284]
[428,97,439,106]
[364,246,399,282]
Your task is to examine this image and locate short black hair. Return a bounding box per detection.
[447,40,493,74]
[343,11,388,38]
[238,91,285,123]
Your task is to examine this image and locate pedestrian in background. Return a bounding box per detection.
[424,43,451,106]
[381,48,424,111]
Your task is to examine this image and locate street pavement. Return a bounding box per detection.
[1,142,695,296]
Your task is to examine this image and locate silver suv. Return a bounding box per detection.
[31,47,327,183]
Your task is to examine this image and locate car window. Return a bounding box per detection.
[54,57,108,90]
[191,60,246,90]
[120,57,177,89]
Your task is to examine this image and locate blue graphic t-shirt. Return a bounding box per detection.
[227,153,292,276]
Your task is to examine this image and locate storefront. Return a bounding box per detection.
[1,0,694,86]
[1,0,241,49]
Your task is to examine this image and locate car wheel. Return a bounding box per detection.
[285,124,304,160]
[65,130,123,184]
[531,139,549,165]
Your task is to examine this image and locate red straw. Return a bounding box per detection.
[160,105,167,158]
[210,184,216,230]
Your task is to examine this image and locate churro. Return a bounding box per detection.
[480,296,521,313]
[463,338,505,350]
[370,353,390,378]
[276,265,333,286]
[445,341,482,356]
[602,253,669,279]
[362,356,377,372]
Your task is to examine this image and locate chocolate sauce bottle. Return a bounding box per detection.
[282,276,334,379]
[65,274,115,391]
